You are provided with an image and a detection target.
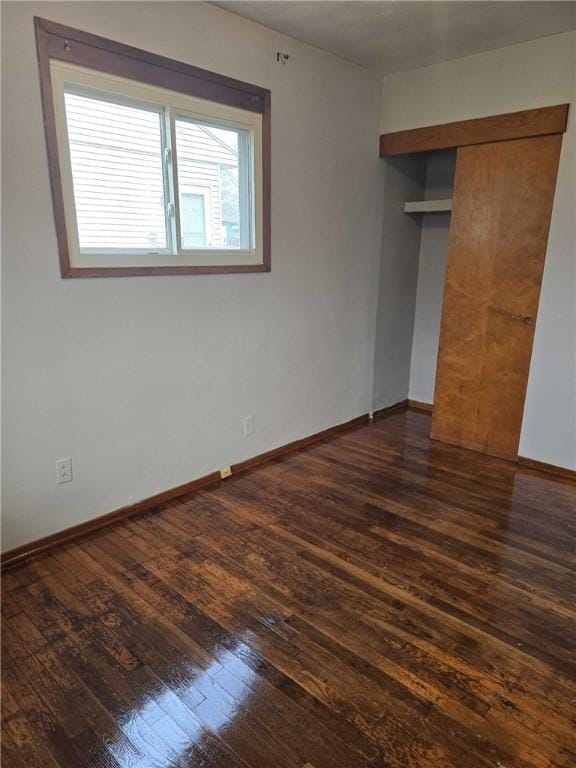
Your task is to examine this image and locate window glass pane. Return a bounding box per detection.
[175,118,247,249]
[181,193,206,248]
[64,91,167,251]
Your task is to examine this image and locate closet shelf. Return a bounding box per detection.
[403,198,453,213]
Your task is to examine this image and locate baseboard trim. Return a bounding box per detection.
[0,470,223,571]
[408,400,433,413]
[5,401,572,570]
[407,402,574,480]
[372,399,409,420]
[1,403,407,571]
[517,456,576,482]
[232,414,369,476]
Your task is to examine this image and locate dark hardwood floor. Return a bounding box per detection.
[2,410,575,768]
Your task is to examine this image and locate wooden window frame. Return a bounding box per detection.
[35,17,271,278]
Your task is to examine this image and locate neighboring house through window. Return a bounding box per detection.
[181,192,207,248]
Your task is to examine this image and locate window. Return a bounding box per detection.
[64,91,168,253]
[36,17,271,276]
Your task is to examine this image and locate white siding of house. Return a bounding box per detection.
[177,162,223,246]
[65,92,168,250]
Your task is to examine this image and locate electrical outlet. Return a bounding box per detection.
[243,415,255,437]
[220,466,232,479]
[56,457,73,484]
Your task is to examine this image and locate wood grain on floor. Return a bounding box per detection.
[2,410,575,767]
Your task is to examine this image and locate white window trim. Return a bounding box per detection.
[50,60,263,268]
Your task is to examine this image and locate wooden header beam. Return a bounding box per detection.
[379,104,569,157]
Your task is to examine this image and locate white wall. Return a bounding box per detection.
[382,31,576,470]
[408,150,454,404]
[408,218,449,404]
[1,1,384,551]
[372,154,426,411]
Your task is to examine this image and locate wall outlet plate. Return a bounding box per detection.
[220,466,232,479]
[243,415,255,437]
[56,457,73,484]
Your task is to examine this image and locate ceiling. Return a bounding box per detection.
[214,1,576,73]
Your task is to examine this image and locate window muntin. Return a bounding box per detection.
[50,61,263,269]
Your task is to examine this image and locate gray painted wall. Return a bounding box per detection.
[409,150,454,404]
[1,1,384,551]
[372,154,426,411]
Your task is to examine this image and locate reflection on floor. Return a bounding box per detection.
[2,410,575,768]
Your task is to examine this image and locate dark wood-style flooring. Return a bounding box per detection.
[2,411,575,768]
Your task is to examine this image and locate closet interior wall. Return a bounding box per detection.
[408,149,456,405]
[372,154,426,412]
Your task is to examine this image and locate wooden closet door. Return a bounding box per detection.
[431,134,563,460]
